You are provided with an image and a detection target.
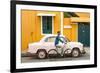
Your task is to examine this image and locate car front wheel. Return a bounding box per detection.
[37,50,47,59]
[71,48,80,57]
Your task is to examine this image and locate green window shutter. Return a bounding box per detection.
[42,16,52,34]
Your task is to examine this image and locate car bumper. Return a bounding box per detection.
[81,50,86,54]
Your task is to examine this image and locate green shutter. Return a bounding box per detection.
[42,16,52,34]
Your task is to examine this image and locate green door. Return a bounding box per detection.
[78,22,90,46]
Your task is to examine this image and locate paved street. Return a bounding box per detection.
[21,47,90,63]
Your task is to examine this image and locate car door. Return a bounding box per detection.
[43,37,56,51]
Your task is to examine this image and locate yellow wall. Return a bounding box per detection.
[71,12,90,22]
[63,18,72,40]
[63,18,78,42]
[71,23,78,41]
[21,10,37,52]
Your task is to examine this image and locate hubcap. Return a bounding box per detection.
[38,51,46,59]
[72,50,79,57]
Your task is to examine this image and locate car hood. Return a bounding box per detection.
[67,42,83,46]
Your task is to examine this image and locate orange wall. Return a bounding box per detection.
[71,23,78,41]
[63,18,72,41]
[21,10,37,52]
[63,18,78,41]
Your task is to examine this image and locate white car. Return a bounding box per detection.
[28,35,86,59]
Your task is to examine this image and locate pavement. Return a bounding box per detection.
[21,47,90,63]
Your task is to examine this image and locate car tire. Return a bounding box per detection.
[37,50,47,59]
[71,48,80,58]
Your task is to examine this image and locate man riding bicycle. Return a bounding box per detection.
[55,31,66,56]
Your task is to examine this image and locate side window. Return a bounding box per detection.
[45,37,56,42]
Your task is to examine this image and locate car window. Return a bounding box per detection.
[45,37,56,42]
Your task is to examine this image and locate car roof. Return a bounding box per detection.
[44,34,65,38]
[40,34,65,42]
